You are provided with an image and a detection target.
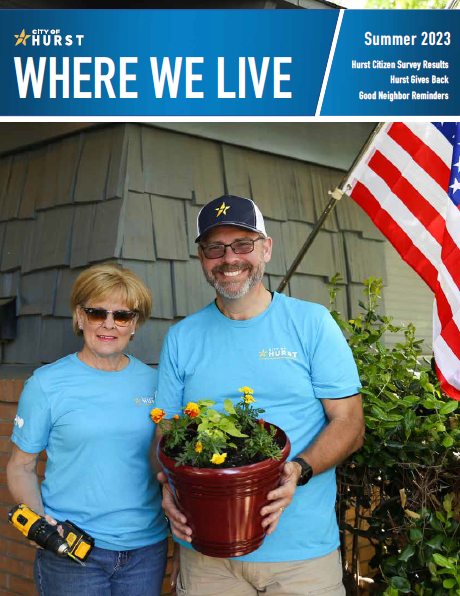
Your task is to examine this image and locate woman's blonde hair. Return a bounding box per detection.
[70,263,152,338]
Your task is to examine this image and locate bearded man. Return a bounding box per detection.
[155,195,364,596]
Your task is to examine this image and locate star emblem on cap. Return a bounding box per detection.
[215,202,230,217]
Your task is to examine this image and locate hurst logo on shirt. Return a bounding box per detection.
[134,393,157,406]
[259,347,297,360]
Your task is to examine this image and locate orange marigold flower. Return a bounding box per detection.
[173,415,180,420]
[210,453,227,465]
[184,402,200,418]
[150,408,166,423]
[195,441,203,453]
[258,418,265,426]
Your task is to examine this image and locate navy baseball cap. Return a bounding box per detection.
[195,195,267,243]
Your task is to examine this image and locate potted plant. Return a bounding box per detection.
[151,387,291,558]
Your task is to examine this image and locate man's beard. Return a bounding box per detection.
[203,260,266,300]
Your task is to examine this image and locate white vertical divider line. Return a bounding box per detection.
[315,9,344,117]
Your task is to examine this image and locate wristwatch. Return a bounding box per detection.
[291,457,313,486]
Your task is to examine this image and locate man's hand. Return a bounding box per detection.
[157,471,192,543]
[260,461,300,535]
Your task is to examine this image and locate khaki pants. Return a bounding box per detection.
[176,546,346,596]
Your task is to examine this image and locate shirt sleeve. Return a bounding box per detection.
[155,330,185,418]
[310,308,361,400]
[11,374,51,453]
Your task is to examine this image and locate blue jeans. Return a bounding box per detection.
[34,538,168,596]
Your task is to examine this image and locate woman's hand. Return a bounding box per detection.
[157,471,192,543]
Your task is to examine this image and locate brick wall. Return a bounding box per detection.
[0,376,175,596]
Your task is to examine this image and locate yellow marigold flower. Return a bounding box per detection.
[195,441,203,453]
[173,414,180,420]
[239,386,254,394]
[210,453,227,465]
[184,402,200,418]
[244,394,256,405]
[150,408,166,423]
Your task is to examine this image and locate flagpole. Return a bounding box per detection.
[276,122,385,294]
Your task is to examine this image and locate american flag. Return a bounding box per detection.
[344,122,460,401]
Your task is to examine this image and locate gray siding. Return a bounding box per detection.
[0,122,429,367]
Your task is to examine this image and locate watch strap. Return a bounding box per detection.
[292,457,313,486]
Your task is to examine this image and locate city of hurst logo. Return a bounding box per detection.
[215,202,230,217]
[259,347,298,360]
[134,395,157,406]
[14,30,31,46]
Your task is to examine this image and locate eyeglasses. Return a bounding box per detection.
[200,237,264,260]
[81,307,138,327]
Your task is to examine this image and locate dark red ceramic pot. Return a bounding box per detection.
[158,422,290,558]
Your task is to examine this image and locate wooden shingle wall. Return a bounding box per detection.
[0,122,429,367]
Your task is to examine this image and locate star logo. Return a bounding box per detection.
[259,349,266,357]
[14,29,31,46]
[215,202,230,217]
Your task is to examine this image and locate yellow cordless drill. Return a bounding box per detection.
[9,504,94,565]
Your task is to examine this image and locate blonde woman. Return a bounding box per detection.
[7,263,168,596]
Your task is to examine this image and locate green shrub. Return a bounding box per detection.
[330,275,460,596]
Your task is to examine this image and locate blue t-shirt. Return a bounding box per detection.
[156,292,361,562]
[11,353,168,551]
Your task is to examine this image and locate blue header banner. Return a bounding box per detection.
[1,9,459,117]
[321,10,460,116]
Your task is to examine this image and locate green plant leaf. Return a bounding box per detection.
[359,387,375,396]
[429,561,437,575]
[389,576,411,593]
[371,405,389,420]
[399,544,415,562]
[439,401,458,415]
[223,399,236,415]
[376,341,387,355]
[404,410,416,430]
[198,399,215,407]
[443,494,453,512]
[206,409,220,422]
[410,528,423,541]
[430,517,443,532]
[426,535,444,550]
[441,436,454,448]
[436,511,446,523]
[432,554,453,569]
[222,421,248,438]
[443,579,457,589]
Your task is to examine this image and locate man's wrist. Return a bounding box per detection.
[291,457,313,486]
[291,460,303,483]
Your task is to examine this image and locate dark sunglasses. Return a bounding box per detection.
[81,307,138,327]
[200,237,264,260]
